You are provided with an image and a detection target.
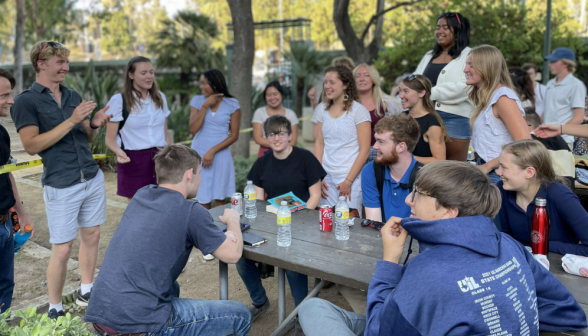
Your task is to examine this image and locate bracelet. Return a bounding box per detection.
[67,118,76,126]
[90,121,99,130]
[345,178,353,183]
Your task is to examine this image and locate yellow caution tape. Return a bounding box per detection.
[1,115,314,173]
[177,115,313,146]
[0,154,114,175]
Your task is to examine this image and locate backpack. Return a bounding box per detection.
[117,96,130,150]
[373,160,424,220]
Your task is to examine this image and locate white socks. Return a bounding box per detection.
[49,302,63,312]
[81,283,93,295]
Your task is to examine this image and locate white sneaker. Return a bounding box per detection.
[203,254,215,261]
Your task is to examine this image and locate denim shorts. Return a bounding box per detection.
[437,110,472,140]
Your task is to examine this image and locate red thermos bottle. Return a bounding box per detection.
[531,198,549,255]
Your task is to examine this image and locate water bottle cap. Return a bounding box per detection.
[281,201,287,205]
[338,196,345,201]
[535,198,547,206]
[247,181,253,185]
[24,224,33,233]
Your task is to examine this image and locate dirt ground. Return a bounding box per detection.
[4,115,351,336]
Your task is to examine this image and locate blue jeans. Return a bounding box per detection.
[0,217,14,313]
[298,298,365,336]
[437,110,472,140]
[476,157,501,185]
[236,258,308,307]
[149,297,250,336]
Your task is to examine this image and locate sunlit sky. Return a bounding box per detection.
[74,0,187,17]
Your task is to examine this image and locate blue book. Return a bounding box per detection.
[266,192,307,213]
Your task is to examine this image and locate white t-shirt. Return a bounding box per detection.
[108,92,171,150]
[314,101,371,176]
[251,107,299,138]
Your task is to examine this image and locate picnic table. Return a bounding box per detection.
[209,203,588,336]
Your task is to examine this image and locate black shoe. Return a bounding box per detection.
[249,299,270,323]
[76,289,91,307]
[47,308,65,320]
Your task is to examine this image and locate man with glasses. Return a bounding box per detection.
[0,68,35,313]
[298,161,587,336]
[238,115,326,334]
[10,41,112,319]
[542,47,587,150]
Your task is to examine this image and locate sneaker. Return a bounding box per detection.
[203,254,215,261]
[47,308,65,320]
[76,289,91,307]
[249,299,270,323]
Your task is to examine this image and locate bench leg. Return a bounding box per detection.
[219,261,228,300]
[270,279,326,336]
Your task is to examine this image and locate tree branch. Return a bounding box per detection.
[359,0,425,43]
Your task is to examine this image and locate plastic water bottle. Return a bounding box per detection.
[14,224,33,255]
[335,196,350,241]
[277,201,292,247]
[244,181,257,219]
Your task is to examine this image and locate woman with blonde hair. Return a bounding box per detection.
[399,74,448,163]
[497,139,588,256]
[353,63,401,161]
[465,45,530,184]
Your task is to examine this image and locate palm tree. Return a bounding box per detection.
[285,43,330,118]
[149,11,225,104]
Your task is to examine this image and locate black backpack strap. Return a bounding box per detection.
[373,162,386,220]
[117,95,130,150]
[407,161,424,190]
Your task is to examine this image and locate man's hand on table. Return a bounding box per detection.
[219,208,240,226]
[381,217,408,264]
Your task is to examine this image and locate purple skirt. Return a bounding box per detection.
[117,147,160,198]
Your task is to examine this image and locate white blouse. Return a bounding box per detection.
[472,87,525,162]
[108,92,171,150]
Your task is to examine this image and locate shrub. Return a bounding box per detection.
[233,155,257,194]
[0,307,91,336]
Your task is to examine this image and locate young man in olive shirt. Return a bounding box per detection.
[0,68,34,313]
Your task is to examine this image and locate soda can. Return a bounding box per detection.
[231,193,243,216]
[319,205,333,232]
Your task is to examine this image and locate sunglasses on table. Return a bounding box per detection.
[37,41,65,63]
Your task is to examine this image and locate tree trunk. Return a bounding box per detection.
[13,0,24,93]
[295,77,305,119]
[227,0,255,158]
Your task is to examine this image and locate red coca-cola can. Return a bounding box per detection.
[319,205,333,232]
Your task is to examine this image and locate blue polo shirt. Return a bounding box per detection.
[498,181,588,256]
[361,157,417,221]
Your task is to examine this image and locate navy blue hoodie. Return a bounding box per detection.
[366,216,587,336]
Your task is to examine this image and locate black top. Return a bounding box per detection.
[531,134,569,152]
[11,82,99,188]
[422,60,448,87]
[248,146,326,202]
[409,113,441,158]
[0,124,15,215]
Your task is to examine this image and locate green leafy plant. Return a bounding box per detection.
[233,155,257,194]
[64,60,120,166]
[167,104,193,143]
[0,307,90,336]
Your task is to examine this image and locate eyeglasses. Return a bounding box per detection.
[37,41,64,63]
[360,219,385,231]
[410,186,431,203]
[439,13,462,26]
[406,74,418,81]
[267,131,289,139]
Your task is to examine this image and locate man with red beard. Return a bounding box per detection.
[362,114,421,222]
